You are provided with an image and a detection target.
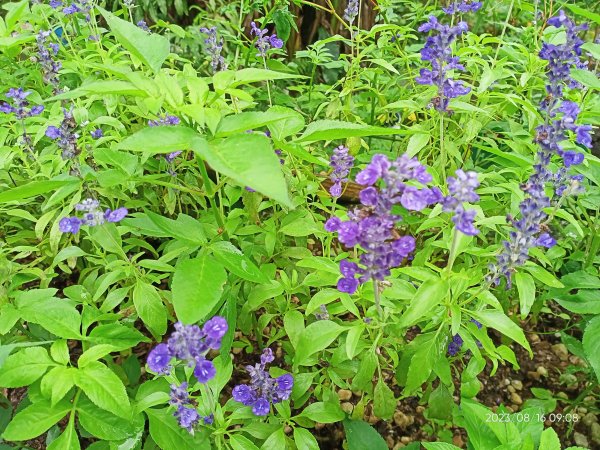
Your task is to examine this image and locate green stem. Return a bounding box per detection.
[263,57,273,107]
[439,114,446,181]
[198,159,228,239]
[373,279,382,318]
[446,227,460,272]
[493,0,515,63]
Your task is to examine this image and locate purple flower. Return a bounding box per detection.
[91,128,103,139]
[442,0,483,15]
[137,20,150,32]
[250,22,283,57]
[37,30,62,91]
[416,16,473,113]
[50,0,62,7]
[104,207,128,223]
[452,206,479,236]
[58,217,82,234]
[327,154,439,294]
[233,348,294,417]
[63,3,80,14]
[165,151,182,164]
[470,318,482,329]
[1,88,44,120]
[343,0,359,24]
[202,316,228,341]
[536,233,556,248]
[193,359,216,383]
[448,334,463,356]
[329,145,354,198]
[148,114,180,127]
[45,108,80,160]
[175,406,199,432]
[147,344,171,373]
[200,26,227,73]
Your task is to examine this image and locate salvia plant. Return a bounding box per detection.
[0,0,599,449]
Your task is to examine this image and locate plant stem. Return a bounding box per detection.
[373,279,382,318]
[439,114,446,181]
[446,227,460,272]
[263,57,273,107]
[493,0,515,63]
[198,159,228,239]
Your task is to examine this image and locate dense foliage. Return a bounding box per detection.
[0,0,599,449]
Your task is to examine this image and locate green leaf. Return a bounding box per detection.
[261,428,287,450]
[422,444,463,450]
[88,323,149,350]
[193,134,292,207]
[98,7,170,73]
[293,427,319,450]
[78,345,119,368]
[145,211,207,245]
[523,264,563,288]
[211,241,268,283]
[343,419,388,450]
[296,120,407,143]
[0,179,79,203]
[230,434,260,450]
[216,107,303,137]
[0,347,55,388]
[47,416,79,450]
[78,396,142,441]
[538,428,561,450]
[427,384,453,420]
[565,4,600,25]
[2,400,71,442]
[40,367,76,406]
[515,272,536,319]
[373,379,396,420]
[294,320,344,366]
[404,333,439,393]
[229,68,304,87]
[471,309,532,356]
[88,223,125,256]
[571,69,600,90]
[133,281,167,336]
[299,402,345,423]
[267,106,305,140]
[75,361,131,418]
[50,80,146,101]
[146,408,207,449]
[15,290,81,339]
[398,278,448,327]
[406,132,429,157]
[172,254,227,324]
[582,315,600,383]
[118,126,199,154]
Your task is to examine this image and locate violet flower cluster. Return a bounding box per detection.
[232,348,294,416]
[50,0,92,21]
[343,0,359,25]
[147,317,228,431]
[490,11,591,288]
[442,169,480,236]
[36,30,61,92]
[325,154,442,294]
[329,145,354,198]
[250,22,283,58]
[442,0,483,15]
[46,108,80,160]
[59,198,128,234]
[448,319,482,356]
[415,11,475,113]
[0,88,44,119]
[137,20,150,33]
[200,26,228,73]
[148,114,182,163]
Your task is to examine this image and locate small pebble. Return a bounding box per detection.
[574,432,589,448]
[510,393,523,405]
[338,389,352,401]
[536,366,548,377]
[341,402,354,414]
[416,406,425,414]
[393,411,415,428]
[583,412,598,427]
[551,343,569,361]
[529,334,540,343]
[511,379,523,390]
[400,437,411,444]
[556,392,569,400]
[527,371,541,381]
[590,422,600,445]
[508,385,516,394]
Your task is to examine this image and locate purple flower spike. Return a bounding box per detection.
[443,169,480,236]
[91,128,103,139]
[233,347,294,417]
[442,1,483,15]
[447,334,463,356]
[203,316,228,341]
[343,0,359,25]
[250,21,284,57]
[416,12,474,113]
[490,11,590,288]
[200,26,228,73]
[329,145,354,198]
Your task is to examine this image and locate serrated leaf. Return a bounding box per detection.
[296,120,407,143]
[583,315,600,383]
[343,419,387,450]
[146,408,207,449]
[75,362,131,418]
[0,347,55,388]
[515,272,536,319]
[172,254,227,324]
[2,400,71,441]
[294,320,344,366]
[373,380,396,420]
[471,309,532,356]
[398,278,448,328]
[211,241,268,283]
[133,281,167,336]
[299,402,345,423]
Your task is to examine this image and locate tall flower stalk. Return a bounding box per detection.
[490,11,591,288]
